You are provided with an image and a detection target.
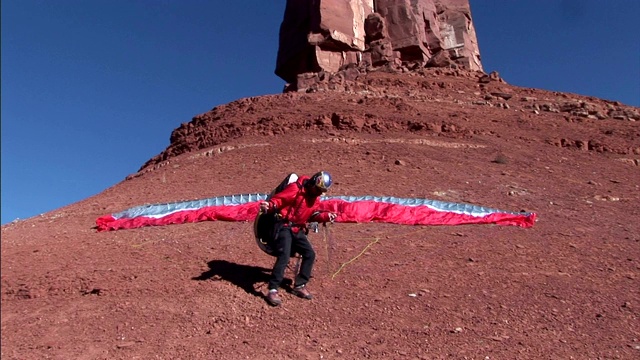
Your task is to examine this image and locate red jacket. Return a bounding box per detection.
[267,176,331,226]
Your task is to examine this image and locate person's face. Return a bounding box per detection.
[308,185,324,197]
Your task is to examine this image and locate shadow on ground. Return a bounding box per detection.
[192,260,271,297]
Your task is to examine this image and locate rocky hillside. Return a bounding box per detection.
[2,68,639,359]
[140,67,639,173]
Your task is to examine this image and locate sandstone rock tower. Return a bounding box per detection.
[275,0,483,87]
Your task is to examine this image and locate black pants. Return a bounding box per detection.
[268,226,315,290]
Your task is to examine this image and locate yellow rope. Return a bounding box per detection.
[327,226,431,279]
[331,237,380,279]
[131,239,156,248]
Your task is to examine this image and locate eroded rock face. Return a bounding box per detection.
[275,0,482,86]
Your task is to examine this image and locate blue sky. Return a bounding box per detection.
[2,0,639,225]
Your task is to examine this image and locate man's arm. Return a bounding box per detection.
[309,210,337,223]
[260,182,299,213]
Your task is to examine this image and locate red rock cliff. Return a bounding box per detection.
[275,0,482,85]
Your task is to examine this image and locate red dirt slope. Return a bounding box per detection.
[2,69,639,359]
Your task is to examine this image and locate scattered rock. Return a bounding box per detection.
[490,92,513,100]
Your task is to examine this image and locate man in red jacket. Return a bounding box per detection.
[259,171,337,306]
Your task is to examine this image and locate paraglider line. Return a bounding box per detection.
[331,237,380,279]
[323,223,335,275]
[328,226,432,279]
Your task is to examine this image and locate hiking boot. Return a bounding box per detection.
[266,290,282,306]
[292,285,313,300]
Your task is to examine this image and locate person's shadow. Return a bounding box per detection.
[192,260,272,298]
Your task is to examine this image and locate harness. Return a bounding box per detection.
[282,221,308,234]
[254,174,314,255]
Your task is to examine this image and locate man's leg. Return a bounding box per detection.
[292,232,316,288]
[268,228,293,290]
